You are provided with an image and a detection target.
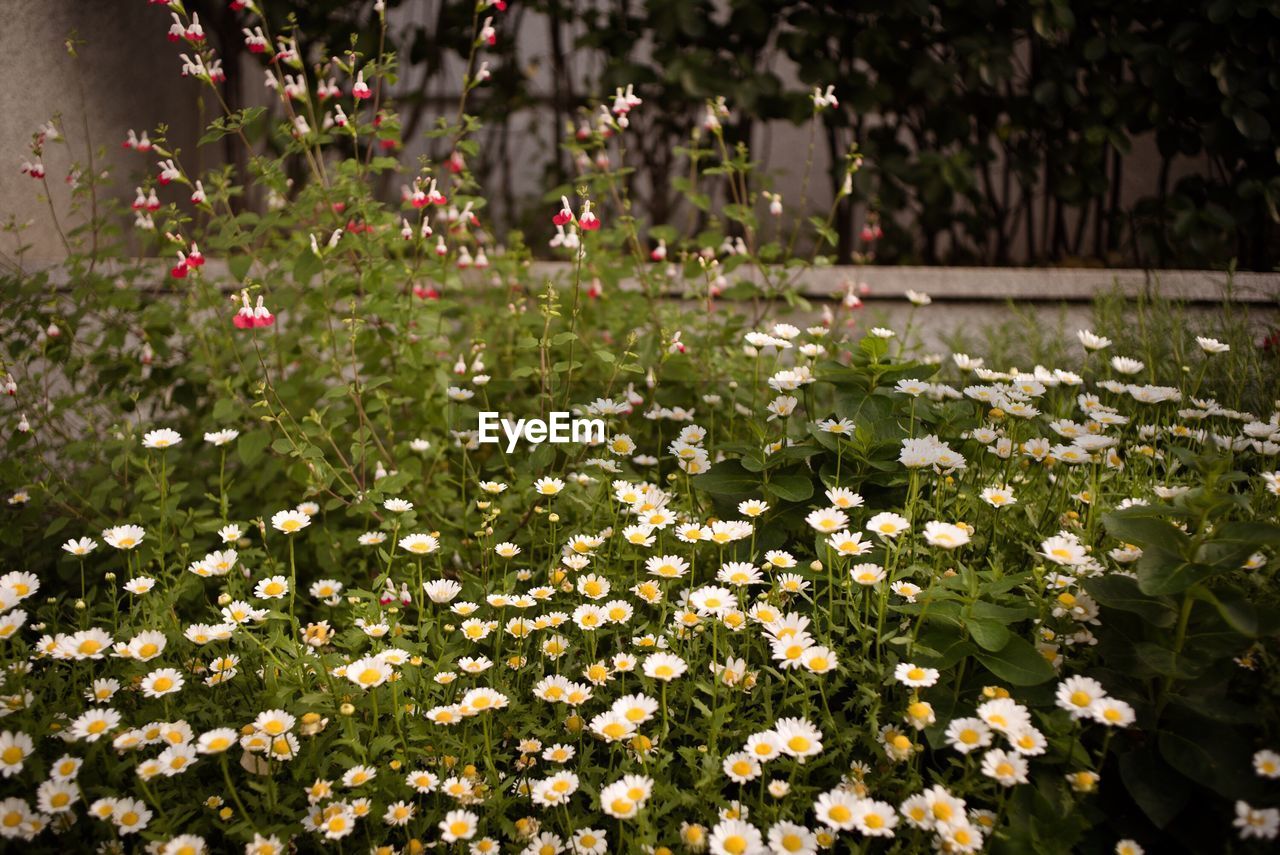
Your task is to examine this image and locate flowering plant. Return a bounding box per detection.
[1,3,1279,854]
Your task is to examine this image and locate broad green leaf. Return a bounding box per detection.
[974,635,1056,685]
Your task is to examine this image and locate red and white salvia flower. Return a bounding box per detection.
[447,151,466,174]
[859,223,883,243]
[243,26,267,53]
[190,180,206,205]
[765,192,783,217]
[146,189,161,211]
[3,374,16,396]
[611,84,642,125]
[283,74,306,101]
[187,243,205,268]
[352,70,372,100]
[456,246,473,269]
[434,236,448,256]
[332,105,349,127]
[275,37,300,66]
[587,277,603,299]
[811,84,838,110]
[37,121,59,143]
[400,219,414,241]
[553,196,574,227]
[575,122,591,142]
[178,53,208,79]
[123,129,138,149]
[456,201,479,229]
[20,160,45,179]
[413,284,440,300]
[171,250,190,279]
[650,239,667,261]
[474,249,489,269]
[425,179,447,206]
[703,96,730,131]
[407,182,428,208]
[157,160,181,185]
[291,115,311,137]
[233,290,275,329]
[208,58,226,83]
[187,11,206,40]
[596,104,617,134]
[475,61,491,83]
[167,13,186,42]
[480,17,497,46]
[549,225,578,251]
[668,331,686,354]
[317,77,339,100]
[486,0,508,10]
[134,212,155,230]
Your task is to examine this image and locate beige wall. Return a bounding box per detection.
[0,0,201,265]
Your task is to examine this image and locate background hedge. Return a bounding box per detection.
[189,0,1280,269]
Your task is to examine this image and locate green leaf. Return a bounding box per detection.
[965,617,1012,652]
[1198,586,1259,637]
[722,204,758,230]
[198,106,266,146]
[238,429,271,466]
[1084,575,1176,628]
[766,472,813,503]
[691,460,757,497]
[974,635,1055,685]
[1233,108,1271,142]
[1120,747,1190,828]
[228,254,252,282]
